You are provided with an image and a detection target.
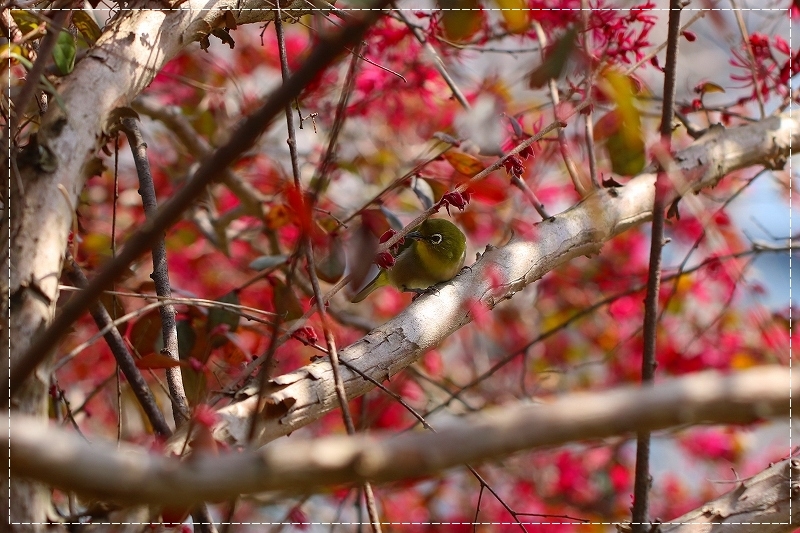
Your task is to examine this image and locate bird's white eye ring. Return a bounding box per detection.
[430,234,443,245]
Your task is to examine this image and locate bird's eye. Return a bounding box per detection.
[430,234,443,245]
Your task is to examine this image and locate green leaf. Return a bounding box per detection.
[52,30,76,76]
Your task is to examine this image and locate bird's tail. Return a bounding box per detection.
[350,271,389,303]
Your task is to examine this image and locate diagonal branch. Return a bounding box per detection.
[169,113,798,451]
[63,253,172,438]
[8,1,391,402]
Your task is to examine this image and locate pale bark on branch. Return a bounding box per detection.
[2,2,330,527]
[175,114,799,451]
[9,366,794,509]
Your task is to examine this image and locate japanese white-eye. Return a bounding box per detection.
[351,218,467,303]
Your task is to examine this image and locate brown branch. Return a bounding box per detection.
[9,366,794,507]
[63,253,172,438]
[631,1,683,529]
[121,117,190,426]
[120,117,218,533]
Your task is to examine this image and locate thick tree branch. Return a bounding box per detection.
[173,113,799,451]
[9,366,794,508]
[659,457,800,532]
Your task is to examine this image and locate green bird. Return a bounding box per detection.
[351,218,467,303]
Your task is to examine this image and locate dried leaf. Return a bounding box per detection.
[443,151,486,177]
[136,353,181,369]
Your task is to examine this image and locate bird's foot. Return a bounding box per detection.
[405,285,441,301]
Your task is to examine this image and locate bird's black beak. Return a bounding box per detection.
[406,230,426,241]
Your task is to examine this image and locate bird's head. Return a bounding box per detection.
[406,218,467,266]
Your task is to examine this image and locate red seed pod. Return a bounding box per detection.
[296,326,319,345]
[375,251,395,269]
[379,229,396,243]
[441,191,470,216]
[682,30,696,42]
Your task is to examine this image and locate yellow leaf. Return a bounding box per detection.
[10,10,41,35]
[265,204,292,229]
[443,151,486,177]
[438,0,482,42]
[596,70,645,175]
[696,81,725,94]
[73,11,102,45]
[493,0,529,33]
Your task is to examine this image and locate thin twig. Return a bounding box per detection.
[9,3,389,400]
[339,361,529,531]
[631,1,683,530]
[275,12,382,532]
[392,5,470,110]
[730,0,765,118]
[532,21,586,196]
[63,253,172,438]
[622,11,704,77]
[580,0,599,188]
[121,117,190,426]
[132,99,266,215]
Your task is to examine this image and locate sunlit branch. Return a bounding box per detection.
[198,113,798,446]
[9,366,794,506]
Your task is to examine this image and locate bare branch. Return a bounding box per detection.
[63,253,172,438]
[121,117,190,426]
[9,367,794,507]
